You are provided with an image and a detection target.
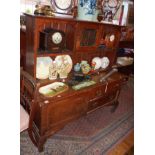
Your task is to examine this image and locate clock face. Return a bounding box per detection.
[109,34,115,42]
[55,0,72,10]
[52,32,62,44]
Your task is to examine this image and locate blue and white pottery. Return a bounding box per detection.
[74,63,81,72]
[77,0,98,21]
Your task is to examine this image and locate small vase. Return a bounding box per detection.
[74,63,81,72]
[49,62,58,80]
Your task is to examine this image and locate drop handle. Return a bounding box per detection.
[93,101,98,106]
[114,84,119,88]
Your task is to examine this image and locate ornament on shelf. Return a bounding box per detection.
[36,57,53,80]
[80,60,91,75]
[55,55,73,79]
[101,57,110,69]
[74,63,81,72]
[91,57,102,70]
[77,0,99,21]
[49,61,58,80]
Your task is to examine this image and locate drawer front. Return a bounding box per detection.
[106,81,120,93]
[88,85,106,101]
[88,90,119,112]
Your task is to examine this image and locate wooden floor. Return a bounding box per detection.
[107,130,134,155]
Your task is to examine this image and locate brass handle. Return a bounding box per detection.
[115,84,119,87]
[96,90,102,96]
[93,101,98,106]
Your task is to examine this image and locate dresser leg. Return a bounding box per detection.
[37,137,47,152]
[38,145,44,152]
[111,101,119,113]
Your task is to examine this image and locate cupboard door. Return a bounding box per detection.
[47,95,87,127]
[75,23,102,52]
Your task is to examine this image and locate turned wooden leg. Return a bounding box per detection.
[111,101,119,113]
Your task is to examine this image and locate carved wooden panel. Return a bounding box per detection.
[47,95,87,127]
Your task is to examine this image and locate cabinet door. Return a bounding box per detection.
[46,95,87,128]
[75,23,102,52]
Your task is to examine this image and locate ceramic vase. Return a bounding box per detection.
[74,63,81,72]
[49,61,58,80]
[77,0,98,21]
[80,60,91,74]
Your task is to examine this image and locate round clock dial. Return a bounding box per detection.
[110,34,115,42]
[55,0,72,10]
[52,32,62,44]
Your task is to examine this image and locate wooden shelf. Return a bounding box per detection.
[37,49,73,57]
[119,40,134,49]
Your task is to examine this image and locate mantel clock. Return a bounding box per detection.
[39,28,66,52]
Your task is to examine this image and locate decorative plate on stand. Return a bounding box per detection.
[92,57,102,70]
[101,57,110,69]
[36,57,53,80]
[39,82,69,97]
[55,55,73,78]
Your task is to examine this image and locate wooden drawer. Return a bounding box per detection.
[88,85,106,101]
[88,90,119,112]
[106,81,120,93]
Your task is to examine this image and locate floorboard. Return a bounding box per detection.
[108,130,134,155]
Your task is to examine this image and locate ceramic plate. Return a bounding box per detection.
[55,55,72,73]
[117,57,133,66]
[36,57,53,79]
[101,57,110,69]
[39,82,68,97]
[92,57,102,70]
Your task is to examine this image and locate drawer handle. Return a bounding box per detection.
[93,101,98,106]
[96,90,102,96]
[115,84,119,87]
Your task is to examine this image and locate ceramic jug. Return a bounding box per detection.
[77,0,98,21]
[74,63,81,72]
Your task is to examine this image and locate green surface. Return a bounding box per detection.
[72,80,96,90]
